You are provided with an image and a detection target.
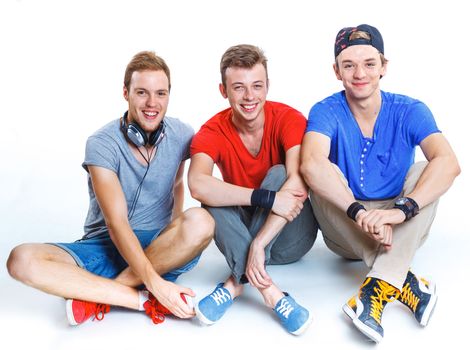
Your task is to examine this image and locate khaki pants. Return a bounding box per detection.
[311,161,438,290]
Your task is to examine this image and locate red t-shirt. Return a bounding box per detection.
[190,101,306,188]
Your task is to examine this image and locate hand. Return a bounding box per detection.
[147,279,196,319]
[369,224,393,250]
[245,240,272,289]
[356,209,394,249]
[271,189,306,222]
[356,208,406,232]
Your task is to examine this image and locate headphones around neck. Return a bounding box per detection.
[120,111,165,148]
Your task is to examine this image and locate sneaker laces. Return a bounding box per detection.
[400,283,420,312]
[143,293,171,324]
[88,302,110,321]
[368,280,399,324]
[276,298,294,319]
[210,287,231,306]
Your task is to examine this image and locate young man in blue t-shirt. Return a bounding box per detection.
[300,24,460,343]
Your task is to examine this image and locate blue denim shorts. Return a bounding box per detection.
[50,228,200,282]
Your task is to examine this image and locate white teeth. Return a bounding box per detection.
[144,112,157,116]
[242,104,256,109]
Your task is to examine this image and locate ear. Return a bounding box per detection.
[266,78,270,92]
[380,60,388,78]
[123,85,129,101]
[333,63,342,81]
[219,83,228,99]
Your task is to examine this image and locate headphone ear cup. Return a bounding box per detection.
[126,123,148,147]
[148,123,165,146]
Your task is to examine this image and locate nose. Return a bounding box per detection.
[146,93,158,107]
[353,65,366,79]
[243,87,254,101]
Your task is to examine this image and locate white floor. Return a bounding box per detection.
[1,215,468,350]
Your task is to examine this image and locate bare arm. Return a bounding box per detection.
[300,131,355,211]
[300,132,394,247]
[408,133,460,207]
[171,161,185,220]
[356,133,460,234]
[188,152,303,220]
[88,165,193,318]
[246,145,306,288]
[188,152,252,206]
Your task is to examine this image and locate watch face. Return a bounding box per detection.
[396,198,407,205]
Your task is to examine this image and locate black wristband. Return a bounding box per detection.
[346,201,366,221]
[394,197,419,221]
[251,189,277,209]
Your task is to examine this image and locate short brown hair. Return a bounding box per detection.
[124,51,171,91]
[220,44,268,88]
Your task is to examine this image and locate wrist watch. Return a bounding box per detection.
[394,197,419,221]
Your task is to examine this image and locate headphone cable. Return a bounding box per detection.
[128,146,155,220]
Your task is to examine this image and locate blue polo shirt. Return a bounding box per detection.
[306,91,440,200]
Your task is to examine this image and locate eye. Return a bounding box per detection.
[136,90,147,96]
[233,85,244,91]
[158,90,168,97]
[254,84,264,90]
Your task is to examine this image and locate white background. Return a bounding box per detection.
[0,0,468,349]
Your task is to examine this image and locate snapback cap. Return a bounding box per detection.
[334,24,384,58]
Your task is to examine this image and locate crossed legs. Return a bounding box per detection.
[6,207,214,310]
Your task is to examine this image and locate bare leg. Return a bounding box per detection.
[6,208,214,309]
[7,243,141,309]
[115,207,214,286]
[222,275,284,308]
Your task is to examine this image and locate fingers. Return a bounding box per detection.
[367,224,393,248]
[247,267,272,289]
[272,195,303,221]
[172,296,195,318]
[180,287,195,298]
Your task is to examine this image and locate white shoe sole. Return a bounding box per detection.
[291,312,314,335]
[420,282,437,326]
[194,302,216,326]
[343,303,382,343]
[65,299,78,326]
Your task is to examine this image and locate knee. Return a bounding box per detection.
[182,207,215,245]
[268,164,286,178]
[6,244,37,284]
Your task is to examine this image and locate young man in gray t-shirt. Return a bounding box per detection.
[7,51,214,326]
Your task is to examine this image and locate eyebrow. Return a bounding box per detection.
[134,87,169,93]
[231,80,265,86]
[341,57,378,64]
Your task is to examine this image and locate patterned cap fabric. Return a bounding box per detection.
[334,24,384,58]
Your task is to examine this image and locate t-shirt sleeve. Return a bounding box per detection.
[403,101,441,146]
[82,135,119,173]
[279,108,307,151]
[179,122,195,161]
[306,102,336,139]
[190,124,221,163]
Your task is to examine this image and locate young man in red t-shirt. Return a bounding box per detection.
[188,44,318,335]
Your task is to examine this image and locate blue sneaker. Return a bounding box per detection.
[273,293,313,335]
[398,270,437,326]
[195,283,233,325]
[343,277,399,343]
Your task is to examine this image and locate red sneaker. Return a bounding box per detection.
[143,293,193,324]
[66,299,110,326]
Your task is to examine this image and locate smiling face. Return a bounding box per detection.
[123,69,169,135]
[219,63,268,124]
[334,44,387,103]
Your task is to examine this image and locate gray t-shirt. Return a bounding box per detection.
[82,117,194,239]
